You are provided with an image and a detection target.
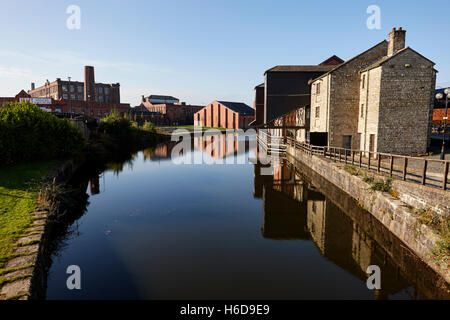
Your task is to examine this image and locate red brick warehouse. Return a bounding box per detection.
[194,101,255,129]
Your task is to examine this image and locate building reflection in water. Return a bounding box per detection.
[253,160,448,300]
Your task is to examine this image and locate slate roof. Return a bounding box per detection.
[217,101,255,116]
[265,65,335,73]
[360,47,436,72]
[147,95,179,101]
[310,40,388,83]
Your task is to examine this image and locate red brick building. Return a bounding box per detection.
[29,66,120,103]
[137,96,204,125]
[0,90,66,111]
[194,100,255,129]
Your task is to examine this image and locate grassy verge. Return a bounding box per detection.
[0,161,56,269]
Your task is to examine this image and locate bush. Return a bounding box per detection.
[142,121,156,133]
[98,109,131,137]
[0,102,85,165]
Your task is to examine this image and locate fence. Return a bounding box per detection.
[284,136,449,190]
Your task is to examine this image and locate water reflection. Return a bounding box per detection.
[43,138,449,300]
[254,159,449,300]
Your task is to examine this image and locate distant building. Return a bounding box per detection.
[136,96,204,125]
[26,66,130,119]
[0,90,66,112]
[144,95,180,105]
[29,66,120,103]
[194,101,255,129]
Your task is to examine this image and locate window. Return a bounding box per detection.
[98,87,103,94]
[315,106,320,118]
[78,86,83,93]
[70,94,76,100]
[78,95,83,100]
[362,74,366,89]
[70,85,75,93]
[104,87,110,95]
[361,104,364,118]
[62,85,68,92]
[63,94,68,99]
[99,96,104,102]
[316,83,321,95]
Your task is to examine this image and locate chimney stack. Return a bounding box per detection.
[84,66,96,102]
[31,83,35,91]
[388,27,406,56]
[142,95,145,102]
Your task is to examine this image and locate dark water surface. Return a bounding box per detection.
[45,137,448,300]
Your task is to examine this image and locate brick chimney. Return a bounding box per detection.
[84,66,96,102]
[388,27,406,56]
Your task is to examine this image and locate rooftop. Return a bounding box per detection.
[217,101,255,116]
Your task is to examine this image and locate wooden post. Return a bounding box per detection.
[377,155,381,173]
[352,151,355,165]
[389,156,394,177]
[421,160,428,185]
[368,153,371,170]
[403,157,408,181]
[345,149,348,164]
[323,146,327,157]
[359,151,362,168]
[443,162,449,190]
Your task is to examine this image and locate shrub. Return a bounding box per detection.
[98,109,131,137]
[0,102,85,165]
[142,121,156,133]
[369,179,392,193]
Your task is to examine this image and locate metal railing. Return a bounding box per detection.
[284,136,449,190]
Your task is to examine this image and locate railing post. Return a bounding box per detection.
[389,156,394,177]
[421,160,427,185]
[352,151,355,165]
[377,154,381,173]
[443,162,449,190]
[345,149,348,164]
[323,146,327,157]
[403,157,408,181]
[359,151,362,168]
[368,153,371,170]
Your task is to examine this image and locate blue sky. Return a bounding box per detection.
[0,0,449,107]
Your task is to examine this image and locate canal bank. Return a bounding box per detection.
[0,129,171,300]
[285,144,450,284]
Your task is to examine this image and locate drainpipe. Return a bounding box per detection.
[363,71,370,152]
[326,75,331,146]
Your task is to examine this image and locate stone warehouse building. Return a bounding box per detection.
[194,101,255,129]
[310,28,436,155]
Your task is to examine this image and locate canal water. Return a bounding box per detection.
[45,135,447,299]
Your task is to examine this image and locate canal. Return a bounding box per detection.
[44,134,448,299]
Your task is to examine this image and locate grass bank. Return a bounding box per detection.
[0,161,56,269]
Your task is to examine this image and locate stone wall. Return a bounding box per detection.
[286,145,449,283]
[358,67,382,152]
[377,49,436,155]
